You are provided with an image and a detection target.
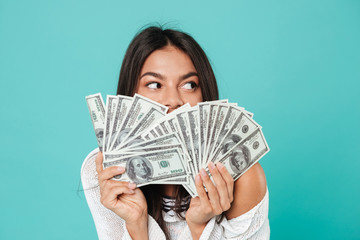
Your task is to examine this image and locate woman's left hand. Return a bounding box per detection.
[185,161,234,239]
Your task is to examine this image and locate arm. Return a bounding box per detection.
[181,163,268,240]
[95,152,149,240]
[225,162,267,219]
[185,161,234,239]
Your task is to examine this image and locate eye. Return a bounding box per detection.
[146,82,161,89]
[182,81,198,90]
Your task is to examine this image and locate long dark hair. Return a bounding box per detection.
[117,25,219,238]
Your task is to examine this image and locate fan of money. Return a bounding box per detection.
[86,93,269,197]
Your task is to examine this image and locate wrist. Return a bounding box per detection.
[126,215,148,240]
[186,219,207,240]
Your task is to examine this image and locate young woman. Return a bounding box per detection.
[81,26,269,240]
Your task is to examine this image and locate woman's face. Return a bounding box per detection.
[136,46,203,113]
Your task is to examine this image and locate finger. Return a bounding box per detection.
[102,181,136,199]
[216,162,234,203]
[95,152,103,174]
[101,184,135,208]
[200,168,222,214]
[98,166,126,182]
[194,174,209,204]
[208,162,230,211]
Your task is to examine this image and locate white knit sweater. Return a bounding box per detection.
[81,148,270,240]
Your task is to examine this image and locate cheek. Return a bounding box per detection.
[182,91,203,106]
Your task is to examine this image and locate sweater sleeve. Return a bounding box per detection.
[80,149,166,240]
[176,189,269,240]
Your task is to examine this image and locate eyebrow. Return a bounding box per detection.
[139,71,199,81]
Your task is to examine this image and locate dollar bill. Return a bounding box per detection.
[86,92,270,197]
[187,106,200,173]
[119,107,166,148]
[112,94,168,150]
[124,133,181,150]
[211,128,269,181]
[203,103,220,165]
[108,95,133,151]
[211,105,244,160]
[103,148,188,186]
[86,93,106,151]
[210,110,260,163]
[103,95,118,151]
[204,103,237,167]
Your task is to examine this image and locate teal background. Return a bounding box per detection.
[1,0,359,239]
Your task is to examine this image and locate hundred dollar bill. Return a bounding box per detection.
[125,144,184,155]
[103,95,118,151]
[210,128,269,181]
[183,176,197,197]
[140,103,191,140]
[204,103,237,167]
[119,107,166,148]
[103,148,188,186]
[211,105,244,160]
[108,95,133,151]
[210,109,258,163]
[198,100,227,166]
[104,145,189,185]
[198,102,209,166]
[176,110,193,160]
[203,103,220,165]
[175,110,199,176]
[111,94,168,150]
[154,125,165,136]
[86,93,106,151]
[122,133,181,153]
[186,106,200,173]
[120,93,168,130]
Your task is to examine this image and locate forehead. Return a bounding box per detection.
[140,46,196,74]
[132,158,144,164]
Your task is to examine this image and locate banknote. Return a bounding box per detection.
[210,105,244,160]
[187,106,200,173]
[211,128,269,181]
[103,95,118,151]
[210,110,260,163]
[204,103,236,167]
[86,93,269,197]
[119,107,166,148]
[103,148,188,186]
[111,94,168,150]
[86,93,106,151]
[124,133,181,150]
[108,95,133,151]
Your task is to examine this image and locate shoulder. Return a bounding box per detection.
[225,162,267,219]
[81,148,100,188]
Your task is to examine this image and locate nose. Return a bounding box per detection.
[162,87,184,112]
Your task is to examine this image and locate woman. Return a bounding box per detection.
[81,26,269,240]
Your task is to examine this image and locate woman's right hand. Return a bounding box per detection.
[95,152,148,239]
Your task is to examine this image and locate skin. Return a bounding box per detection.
[96,45,267,240]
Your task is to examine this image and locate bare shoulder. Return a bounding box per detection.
[225,162,267,219]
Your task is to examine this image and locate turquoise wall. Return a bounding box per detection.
[1,0,359,239]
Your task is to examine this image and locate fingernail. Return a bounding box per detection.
[128,182,136,189]
[128,189,135,194]
[118,166,125,172]
[200,168,207,177]
[209,161,215,170]
[195,174,201,183]
[217,162,224,169]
